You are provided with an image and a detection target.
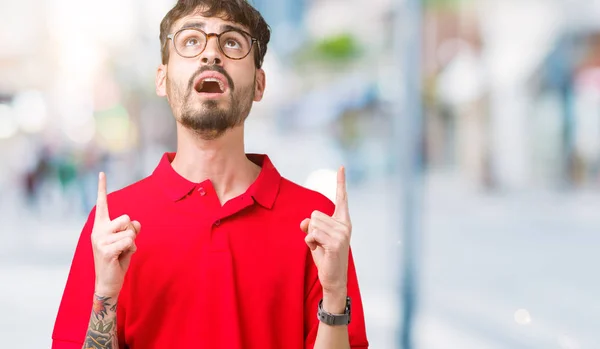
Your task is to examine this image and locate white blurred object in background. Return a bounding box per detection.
[304,168,338,202]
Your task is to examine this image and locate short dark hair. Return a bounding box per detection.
[159,0,271,68]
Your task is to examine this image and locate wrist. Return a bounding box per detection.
[94,286,120,299]
[95,279,123,299]
[322,289,347,314]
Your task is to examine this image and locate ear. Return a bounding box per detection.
[253,68,266,102]
[156,64,167,97]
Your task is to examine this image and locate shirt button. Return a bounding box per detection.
[197,187,206,196]
[214,219,221,226]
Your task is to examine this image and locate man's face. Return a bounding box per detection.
[156,12,266,140]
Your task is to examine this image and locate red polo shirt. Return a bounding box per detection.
[52,153,369,349]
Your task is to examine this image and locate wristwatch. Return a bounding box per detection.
[317,297,351,326]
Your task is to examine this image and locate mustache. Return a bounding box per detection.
[187,65,235,92]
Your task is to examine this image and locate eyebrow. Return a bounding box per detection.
[179,21,205,30]
[178,21,247,34]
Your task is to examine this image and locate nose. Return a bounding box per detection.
[200,34,223,66]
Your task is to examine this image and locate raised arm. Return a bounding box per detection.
[81,172,140,349]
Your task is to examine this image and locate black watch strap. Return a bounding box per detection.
[317,297,351,326]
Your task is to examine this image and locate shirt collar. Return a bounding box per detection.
[245,153,281,209]
[152,152,281,209]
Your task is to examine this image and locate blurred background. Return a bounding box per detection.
[1,0,599,347]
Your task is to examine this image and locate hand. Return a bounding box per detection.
[301,167,352,297]
[91,172,140,297]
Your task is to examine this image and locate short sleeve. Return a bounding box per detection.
[304,247,369,349]
[52,210,96,348]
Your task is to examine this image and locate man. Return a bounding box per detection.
[52,0,369,348]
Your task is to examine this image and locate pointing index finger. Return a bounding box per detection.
[95,172,110,223]
[333,166,349,220]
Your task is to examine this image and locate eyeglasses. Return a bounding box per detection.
[166,28,260,61]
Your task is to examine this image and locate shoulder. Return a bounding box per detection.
[108,175,153,202]
[103,174,155,219]
[277,177,335,216]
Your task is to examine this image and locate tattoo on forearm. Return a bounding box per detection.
[84,294,118,349]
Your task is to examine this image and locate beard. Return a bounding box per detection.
[168,66,255,140]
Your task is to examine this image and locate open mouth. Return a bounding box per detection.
[195,78,226,94]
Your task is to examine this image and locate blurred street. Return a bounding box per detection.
[417,176,600,349]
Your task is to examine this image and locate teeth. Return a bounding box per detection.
[200,77,224,92]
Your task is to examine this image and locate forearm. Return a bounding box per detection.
[313,292,351,349]
[82,293,119,349]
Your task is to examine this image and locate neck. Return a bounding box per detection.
[171,124,261,205]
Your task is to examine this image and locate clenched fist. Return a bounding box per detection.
[91,172,140,297]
